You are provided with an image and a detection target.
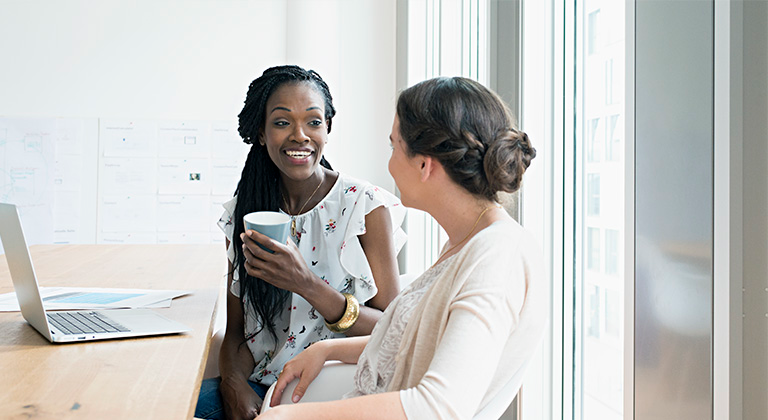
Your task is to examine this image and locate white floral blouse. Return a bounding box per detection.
[217,173,406,386]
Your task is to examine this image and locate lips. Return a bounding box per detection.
[285,149,313,159]
[283,148,315,164]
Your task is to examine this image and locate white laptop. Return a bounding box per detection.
[0,203,191,343]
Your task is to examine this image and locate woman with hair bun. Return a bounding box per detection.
[195,65,406,420]
[263,76,546,420]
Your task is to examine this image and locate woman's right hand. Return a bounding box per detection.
[269,341,331,408]
[220,376,263,420]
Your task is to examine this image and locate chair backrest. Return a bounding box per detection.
[398,272,419,291]
[261,361,357,412]
[471,360,529,420]
[262,360,528,419]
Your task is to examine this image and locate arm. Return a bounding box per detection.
[269,336,370,407]
[241,206,400,336]
[218,249,262,420]
[264,266,523,420]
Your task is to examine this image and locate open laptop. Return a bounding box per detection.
[0,203,191,343]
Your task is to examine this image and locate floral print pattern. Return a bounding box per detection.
[217,173,407,386]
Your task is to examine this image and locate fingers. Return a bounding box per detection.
[291,374,312,404]
[270,369,299,407]
[243,229,287,253]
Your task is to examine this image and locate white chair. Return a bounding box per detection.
[261,360,528,420]
[261,361,358,412]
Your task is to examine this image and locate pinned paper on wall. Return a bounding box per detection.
[99,194,157,233]
[0,117,249,247]
[158,120,211,158]
[99,231,158,245]
[157,158,210,195]
[101,120,156,158]
[157,195,209,232]
[211,159,241,196]
[211,121,250,159]
[0,117,98,252]
[100,157,158,194]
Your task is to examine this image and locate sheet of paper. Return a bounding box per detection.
[157,195,210,232]
[101,119,157,158]
[157,231,212,244]
[0,287,190,312]
[211,159,241,196]
[157,158,210,195]
[100,157,158,194]
[158,120,210,158]
[99,194,157,233]
[98,231,158,244]
[211,120,250,159]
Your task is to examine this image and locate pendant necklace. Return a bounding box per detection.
[281,178,324,237]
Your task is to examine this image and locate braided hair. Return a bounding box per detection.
[396,77,535,200]
[233,65,335,341]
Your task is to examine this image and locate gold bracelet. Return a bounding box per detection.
[325,293,360,333]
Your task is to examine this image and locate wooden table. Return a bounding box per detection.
[0,244,227,420]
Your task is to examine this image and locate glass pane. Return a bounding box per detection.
[575,1,625,420]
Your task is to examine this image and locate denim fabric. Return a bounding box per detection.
[194,377,268,420]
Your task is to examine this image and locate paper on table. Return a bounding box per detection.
[0,287,191,312]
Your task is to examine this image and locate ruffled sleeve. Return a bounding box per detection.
[216,196,242,298]
[337,182,407,305]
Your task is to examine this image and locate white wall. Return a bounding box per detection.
[0,0,397,244]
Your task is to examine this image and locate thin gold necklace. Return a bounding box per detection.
[431,205,500,269]
[282,177,324,237]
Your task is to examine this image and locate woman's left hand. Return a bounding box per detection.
[240,230,318,295]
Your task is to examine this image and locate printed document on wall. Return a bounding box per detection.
[101,119,156,158]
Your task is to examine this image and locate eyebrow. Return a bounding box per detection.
[270,106,291,114]
[269,106,323,114]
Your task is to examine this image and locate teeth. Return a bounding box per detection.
[286,150,312,158]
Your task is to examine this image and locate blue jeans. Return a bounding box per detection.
[195,377,268,420]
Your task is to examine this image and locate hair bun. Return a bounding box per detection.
[483,129,536,194]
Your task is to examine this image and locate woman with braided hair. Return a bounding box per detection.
[195,65,406,420]
[261,77,546,420]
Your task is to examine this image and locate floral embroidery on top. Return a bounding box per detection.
[286,333,297,348]
[359,274,373,290]
[325,219,337,235]
[341,276,356,294]
[345,186,357,194]
[365,190,375,201]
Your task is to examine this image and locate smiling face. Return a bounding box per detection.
[261,82,329,182]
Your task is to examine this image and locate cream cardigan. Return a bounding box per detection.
[390,220,546,419]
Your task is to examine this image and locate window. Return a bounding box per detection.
[587,174,600,217]
[587,227,601,271]
[575,1,626,420]
[587,118,603,162]
[606,114,621,161]
[604,229,619,275]
[588,9,600,55]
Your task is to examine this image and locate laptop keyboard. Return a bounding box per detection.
[47,311,130,335]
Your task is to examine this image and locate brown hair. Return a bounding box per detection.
[396,77,535,200]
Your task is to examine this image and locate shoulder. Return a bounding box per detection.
[458,220,543,281]
[335,173,398,203]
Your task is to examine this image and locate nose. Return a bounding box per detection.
[291,126,310,143]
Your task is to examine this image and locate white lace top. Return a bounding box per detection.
[346,256,454,397]
[217,173,406,386]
